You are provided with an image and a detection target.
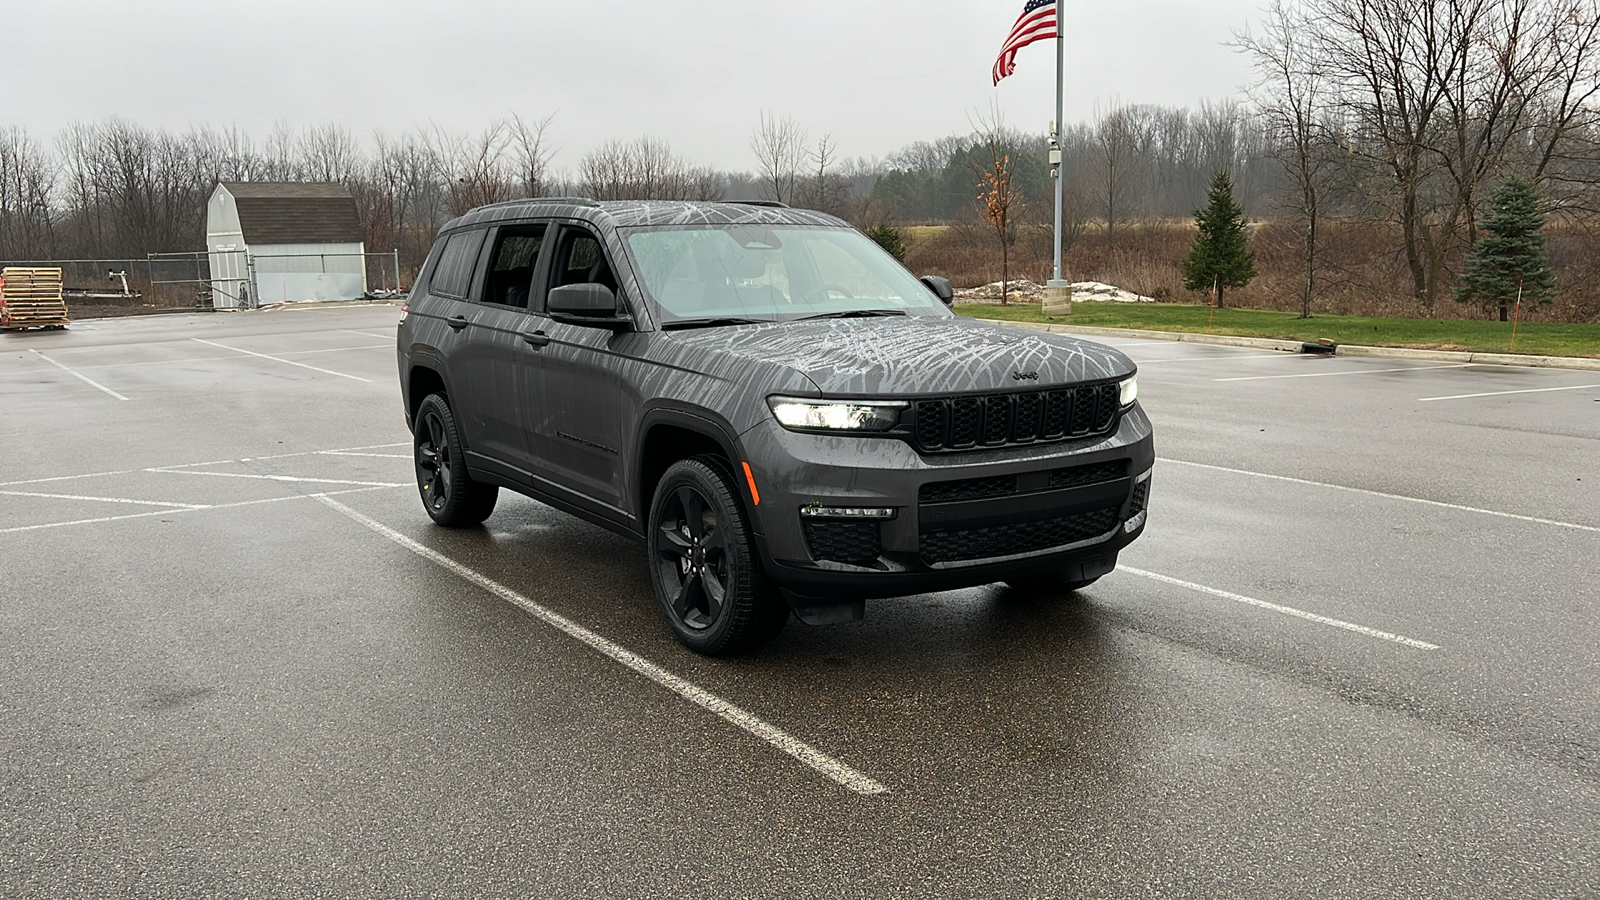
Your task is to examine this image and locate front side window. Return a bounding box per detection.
[622,225,947,324]
[429,229,486,300]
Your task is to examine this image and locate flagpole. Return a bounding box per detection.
[1046,0,1069,308]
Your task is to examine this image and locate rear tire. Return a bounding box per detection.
[413,393,498,527]
[647,456,787,655]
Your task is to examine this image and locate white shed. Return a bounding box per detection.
[206,182,367,309]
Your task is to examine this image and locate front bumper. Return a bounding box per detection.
[738,404,1155,600]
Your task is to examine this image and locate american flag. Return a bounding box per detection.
[992,0,1059,85]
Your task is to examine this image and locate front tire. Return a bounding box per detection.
[647,457,787,655]
[413,393,498,527]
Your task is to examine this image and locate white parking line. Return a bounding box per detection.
[277,344,390,356]
[343,330,395,340]
[1419,382,1600,402]
[1161,458,1599,534]
[313,495,890,797]
[30,349,130,400]
[0,487,390,535]
[319,451,411,459]
[0,490,209,509]
[1216,363,1474,382]
[1120,566,1441,650]
[0,443,411,488]
[191,338,372,383]
[147,468,407,488]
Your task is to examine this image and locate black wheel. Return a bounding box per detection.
[647,456,787,655]
[413,393,497,527]
[1002,574,1100,596]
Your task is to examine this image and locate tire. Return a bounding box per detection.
[1002,574,1101,596]
[413,393,498,527]
[647,456,788,655]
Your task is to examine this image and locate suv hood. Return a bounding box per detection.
[665,316,1136,396]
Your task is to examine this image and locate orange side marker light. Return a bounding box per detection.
[742,461,761,506]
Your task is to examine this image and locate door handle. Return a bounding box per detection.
[447,315,469,331]
[523,331,550,347]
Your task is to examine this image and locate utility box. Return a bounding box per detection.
[0,267,70,331]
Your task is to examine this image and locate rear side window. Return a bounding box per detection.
[429,229,486,299]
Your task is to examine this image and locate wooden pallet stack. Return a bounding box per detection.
[0,267,70,330]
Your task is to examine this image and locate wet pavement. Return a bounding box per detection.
[2,306,1597,898]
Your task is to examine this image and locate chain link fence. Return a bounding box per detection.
[0,251,403,311]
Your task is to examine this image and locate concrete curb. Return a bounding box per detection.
[994,320,1600,372]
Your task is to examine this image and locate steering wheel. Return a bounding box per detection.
[819,284,857,301]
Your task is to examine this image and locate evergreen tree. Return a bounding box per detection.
[1456,176,1556,322]
[865,223,908,262]
[1182,171,1257,308]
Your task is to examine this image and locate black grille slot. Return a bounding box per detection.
[803,520,882,566]
[915,400,947,450]
[919,474,1018,504]
[949,397,982,448]
[981,395,1011,445]
[1042,390,1072,438]
[1048,460,1129,490]
[920,507,1121,564]
[909,382,1124,454]
[1013,392,1041,442]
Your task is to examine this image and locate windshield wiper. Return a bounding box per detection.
[662,316,771,331]
[795,309,909,321]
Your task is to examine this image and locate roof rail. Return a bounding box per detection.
[718,200,790,209]
[475,196,601,211]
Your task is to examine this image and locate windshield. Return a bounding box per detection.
[621,225,950,324]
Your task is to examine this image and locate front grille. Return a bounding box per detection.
[803,520,882,566]
[912,383,1122,453]
[920,460,1129,505]
[920,506,1121,565]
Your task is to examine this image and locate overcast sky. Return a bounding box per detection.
[5,0,1265,171]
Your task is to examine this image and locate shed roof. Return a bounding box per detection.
[220,182,366,245]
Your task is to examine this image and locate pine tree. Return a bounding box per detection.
[865,223,908,263]
[1182,171,1257,308]
[1455,176,1556,322]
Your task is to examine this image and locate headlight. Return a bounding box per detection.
[768,397,906,432]
[1119,375,1138,407]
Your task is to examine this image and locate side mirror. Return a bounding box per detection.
[920,275,954,306]
[548,283,632,328]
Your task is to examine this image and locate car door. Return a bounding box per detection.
[417,226,488,436]
[521,222,635,520]
[456,223,551,478]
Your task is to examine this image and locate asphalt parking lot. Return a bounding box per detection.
[2,305,1597,899]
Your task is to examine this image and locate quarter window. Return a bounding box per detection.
[429,229,486,300]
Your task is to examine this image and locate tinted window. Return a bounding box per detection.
[429,229,486,300]
[482,226,546,308]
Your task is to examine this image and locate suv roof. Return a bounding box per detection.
[439,199,851,235]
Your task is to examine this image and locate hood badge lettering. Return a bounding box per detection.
[1012,371,1039,381]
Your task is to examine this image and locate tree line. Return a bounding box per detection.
[2,0,1598,319]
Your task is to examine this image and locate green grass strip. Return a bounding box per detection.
[960,302,1600,358]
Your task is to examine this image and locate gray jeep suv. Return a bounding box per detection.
[397,199,1153,655]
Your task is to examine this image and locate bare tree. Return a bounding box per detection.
[969,107,1025,305]
[580,137,719,201]
[1087,103,1155,243]
[1241,1,1340,318]
[750,112,809,205]
[0,127,56,259]
[508,113,557,198]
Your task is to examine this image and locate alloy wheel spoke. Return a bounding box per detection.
[671,571,699,618]
[676,487,704,538]
[658,525,692,558]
